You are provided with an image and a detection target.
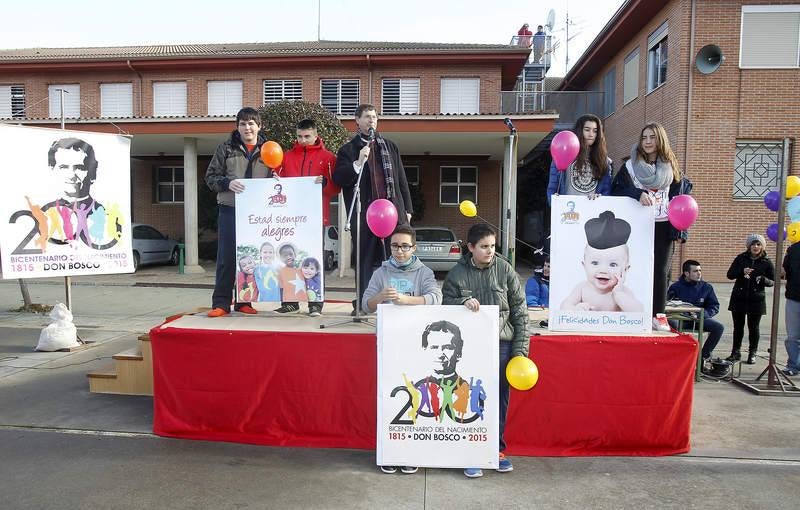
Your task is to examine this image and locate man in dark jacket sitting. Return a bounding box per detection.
[667,259,724,360]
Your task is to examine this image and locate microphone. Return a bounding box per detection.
[503,118,516,133]
[367,127,376,141]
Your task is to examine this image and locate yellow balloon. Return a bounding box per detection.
[506,356,539,391]
[786,176,800,199]
[788,221,800,244]
[459,200,477,218]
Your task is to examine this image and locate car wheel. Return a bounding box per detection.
[324,250,335,271]
[133,251,140,271]
[170,247,179,265]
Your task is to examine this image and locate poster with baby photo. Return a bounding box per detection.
[235,177,323,303]
[549,196,654,333]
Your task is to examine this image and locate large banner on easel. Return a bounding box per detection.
[0,124,133,278]
[549,195,654,333]
[377,305,499,469]
[235,177,323,303]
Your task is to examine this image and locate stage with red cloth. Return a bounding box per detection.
[150,313,697,456]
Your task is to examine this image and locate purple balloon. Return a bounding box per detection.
[764,191,781,212]
[766,223,786,242]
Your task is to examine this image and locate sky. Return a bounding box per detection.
[1,0,625,76]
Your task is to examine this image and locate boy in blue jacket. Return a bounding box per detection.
[667,259,724,360]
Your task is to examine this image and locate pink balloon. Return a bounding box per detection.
[667,195,699,230]
[550,130,580,171]
[366,199,398,239]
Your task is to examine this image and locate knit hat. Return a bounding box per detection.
[746,233,766,249]
[585,211,631,250]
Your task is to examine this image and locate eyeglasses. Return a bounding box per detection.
[390,243,415,252]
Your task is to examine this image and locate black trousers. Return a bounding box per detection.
[653,221,674,315]
[731,311,763,354]
[211,205,250,311]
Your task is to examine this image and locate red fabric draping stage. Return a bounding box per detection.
[151,321,697,456]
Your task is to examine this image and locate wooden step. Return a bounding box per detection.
[87,367,117,379]
[113,347,143,361]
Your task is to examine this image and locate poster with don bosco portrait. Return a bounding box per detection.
[377,304,499,469]
[549,195,654,334]
[0,124,133,279]
[235,177,323,303]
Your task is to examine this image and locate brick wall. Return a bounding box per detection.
[584,0,799,281]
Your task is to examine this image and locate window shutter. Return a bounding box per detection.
[208,80,243,116]
[0,86,11,118]
[153,82,187,117]
[399,79,420,114]
[100,83,133,118]
[48,84,80,118]
[440,78,479,114]
[263,80,302,104]
[320,79,360,115]
[623,50,639,104]
[740,11,800,67]
[382,79,400,114]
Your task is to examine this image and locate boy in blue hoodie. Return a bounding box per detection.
[667,259,724,360]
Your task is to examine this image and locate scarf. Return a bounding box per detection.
[374,134,395,199]
[629,144,674,190]
[389,255,417,269]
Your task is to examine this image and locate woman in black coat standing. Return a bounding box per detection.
[726,234,775,364]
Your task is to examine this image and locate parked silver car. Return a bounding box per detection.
[414,226,462,272]
[131,223,179,271]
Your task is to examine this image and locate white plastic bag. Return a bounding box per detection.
[36,303,79,351]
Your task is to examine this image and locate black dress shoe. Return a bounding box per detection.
[726,353,741,362]
[745,353,757,364]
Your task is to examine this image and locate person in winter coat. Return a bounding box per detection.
[442,223,529,479]
[667,259,724,360]
[525,257,550,307]
[781,239,800,376]
[611,122,692,331]
[726,234,775,364]
[546,114,613,205]
[205,107,272,317]
[273,118,340,316]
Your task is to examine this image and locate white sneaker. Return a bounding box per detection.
[652,314,671,332]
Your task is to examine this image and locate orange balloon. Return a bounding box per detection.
[260,141,284,169]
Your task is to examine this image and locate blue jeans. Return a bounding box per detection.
[498,341,513,452]
[785,299,800,371]
[668,317,724,359]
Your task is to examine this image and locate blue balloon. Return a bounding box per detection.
[764,191,781,212]
[767,223,786,242]
[788,196,800,222]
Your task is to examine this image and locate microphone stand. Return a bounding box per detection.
[321,134,375,329]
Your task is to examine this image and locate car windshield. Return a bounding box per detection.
[415,229,455,242]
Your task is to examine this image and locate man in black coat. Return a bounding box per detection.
[333,104,413,311]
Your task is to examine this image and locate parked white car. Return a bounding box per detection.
[131,223,179,271]
[324,225,339,271]
[414,226,462,273]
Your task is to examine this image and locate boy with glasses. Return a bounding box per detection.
[362,225,441,313]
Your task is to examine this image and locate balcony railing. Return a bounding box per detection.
[509,34,553,67]
[499,90,605,126]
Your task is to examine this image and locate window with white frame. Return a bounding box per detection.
[740,5,800,68]
[382,79,420,114]
[647,22,668,92]
[440,166,477,205]
[320,79,360,115]
[156,167,184,203]
[623,49,640,105]
[0,85,25,119]
[48,84,80,118]
[733,141,782,199]
[153,82,187,117]
[440,78,480,114]
[208,80,242,116]
[602,68,616,117]
[404,165,420,185]
[263,79,302,104]
[100,83,133,118]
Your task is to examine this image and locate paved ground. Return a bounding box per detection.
[1,262,799,509]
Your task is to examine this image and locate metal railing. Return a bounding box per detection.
[509,34,553,67]
[499,90,605,125]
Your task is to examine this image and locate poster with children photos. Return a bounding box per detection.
[549,195,654,333]
[235,177,323,303]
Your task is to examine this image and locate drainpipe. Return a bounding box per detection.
[680,0,697,269]
[366,54,373,103]
[127,59,144,116]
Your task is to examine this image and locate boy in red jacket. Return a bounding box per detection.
[274,118,339,316]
